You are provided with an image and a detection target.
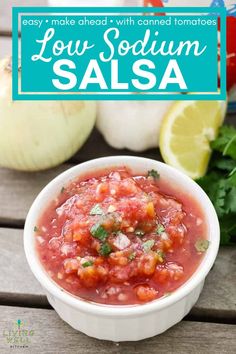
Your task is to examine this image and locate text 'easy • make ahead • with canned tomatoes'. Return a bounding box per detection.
[35,167,209,305]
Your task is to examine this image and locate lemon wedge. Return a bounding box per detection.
[159,100,227,179]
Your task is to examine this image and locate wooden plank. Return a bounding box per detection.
[0,306,235,354]
[0,0,47,34]
[0,228,48,307]
[193,246,236,320]
[0,228,235,316]
[0,164,72,225]
[72,128,162,162]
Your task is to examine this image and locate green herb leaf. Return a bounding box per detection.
[82,260,93,268]
[99,243,112,256]
[135,229,145,237]
[156,224,165,235]
[225,186,236,213]
[147,169,160,180]
[128,252,136,261]
[90,204,104,216]
[198,172,230,218]
[34,226,39,232]
[60,186,65,194]
[211,125,236,160]
[195,239,210,252]
[90,223,108,241]
[196,125,236,246]
[210,156,236,172]
[219,214,236,245]
[156,250,165,260]
[142,239,155,252]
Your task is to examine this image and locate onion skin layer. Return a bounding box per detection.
[0,57,97,171]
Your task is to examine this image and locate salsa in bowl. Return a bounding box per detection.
[24,156,219,341]
[35,166,208,305]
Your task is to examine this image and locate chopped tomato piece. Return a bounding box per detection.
[135,285,158,302]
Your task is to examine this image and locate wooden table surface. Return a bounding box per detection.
[0,2,236,353]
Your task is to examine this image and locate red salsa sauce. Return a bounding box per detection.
[35,167,209,305]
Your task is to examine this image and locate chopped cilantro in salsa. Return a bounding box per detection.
[82,260,93,268]
[90,223,108,241]
[147,169,160,180]
[99,243,112,256]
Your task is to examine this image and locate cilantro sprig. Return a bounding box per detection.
[147,169,160,180]
[156,224,165,235]
[82,260,93,268]
[99,242,112,256]
[90,223,108,241]
[196,125,236,245]
[211,125,236,160]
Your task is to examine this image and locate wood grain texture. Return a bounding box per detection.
[0,228,47,306]
[0,305,235,354]
[0,164,72,225]
[0,228,235,316]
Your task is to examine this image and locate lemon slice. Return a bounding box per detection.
[159,100,227,179]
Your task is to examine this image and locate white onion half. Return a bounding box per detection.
[0,57,97,171]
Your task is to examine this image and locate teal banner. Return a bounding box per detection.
[12,7,226,100]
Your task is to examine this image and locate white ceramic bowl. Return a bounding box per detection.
[24,156,220,341]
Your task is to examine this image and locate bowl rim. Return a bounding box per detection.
[24,156,220,317]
